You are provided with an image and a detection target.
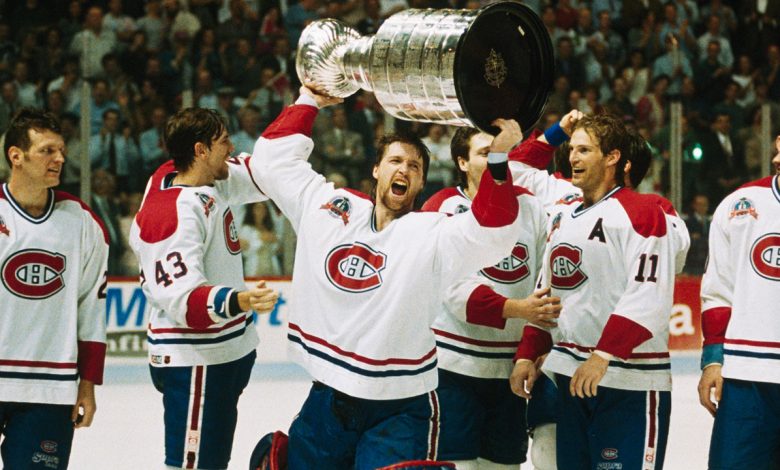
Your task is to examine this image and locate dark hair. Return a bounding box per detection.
[4,108,62,165]
[574,113,630,186]
[450,126,481,186]
[164,108,226,172]
[374,133,430,183]
[625,131,651,188]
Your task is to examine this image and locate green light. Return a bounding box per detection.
[692,145,703,161]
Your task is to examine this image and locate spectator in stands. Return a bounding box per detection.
[239,202,282,277]
[555,36,586,91]
[285,0,320,49]
[701,0,737,39]
[232,105,262,155]
[542,6,570,54]
[699,112,747,204]
[737,107,771,181]
[138,105,168,178]
[58,1,84,47]
[621,0,663,33]
[763,44,780,102]
[0,79,20,132]
[102,53,140,107]
[45,90,67,122]
[732,54,759,108]
[103,0,137,44]
[682,193,710,275]
[259,7,285,46]
[38,26,65,84]
[217,0,259,47]
[654,2,696,60]
[318,105,365,186]
[12,59,41,109]
[751,79,780,135]
[224,37,262,97]
[547,75,571,115]
[583,40,615,101]
[162,0,201,45]
[626,10,656,60]
[421,123,454,200]
[356,0,382,35]
[191,27,224,83]
[89,108,140,194]
[136,0,165,52]
[215,86,240,134]
[739,4,780,64]
[592,9,626,69]
[652,33,693,97]
[698,15,734,69]
[713,81,747,132]
[118,192,144,276]
[555,0,578,31]
[694,40,732,110]
[606,76,635,118]
[570,6,595,57]
[8,0,50,41]
[70,5,117,79]
[244,66,292,128]
[91,169,125,275]
[194,68,219,109]
[47,55,82,112]
[60,112,83,195]
[72,79,120,135]
[636,74,669,137]
[262,35,295,79]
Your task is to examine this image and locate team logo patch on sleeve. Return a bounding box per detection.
[481,242,530,284]
[555,193,582,206]
[325,242,386,292]
[549,243,587,289]
[2,249,66,299]
[223,210,241,254]
[751,233,780,281]
[196,192,216,217]
[729,197,758,219]
[320,196,352,225]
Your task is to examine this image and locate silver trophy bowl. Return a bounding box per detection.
[296,1,554,133]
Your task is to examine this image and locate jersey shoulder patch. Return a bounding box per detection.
[612,189,667,238]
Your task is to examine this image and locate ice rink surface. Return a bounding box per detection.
[61,353,710,469]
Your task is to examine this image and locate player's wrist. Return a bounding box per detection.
[543,121,569,146]
[592,349,613,361]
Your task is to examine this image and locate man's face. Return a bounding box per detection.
[12,129,66,189]
[104,112,119,133]
[569,128,616,195]
[457,132,492,192]
[774,135,780,175]
[372,142,425,215]
[203,129,234,181]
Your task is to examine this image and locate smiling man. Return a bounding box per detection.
[129,108,279,470]
[248,86,523,469]
[0,108,108,469]
[511,114,689,470]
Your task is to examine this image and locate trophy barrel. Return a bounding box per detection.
[296,2,554,133]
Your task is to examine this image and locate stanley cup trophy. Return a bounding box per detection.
[296,1,555,133]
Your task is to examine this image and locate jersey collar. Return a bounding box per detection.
[2,183,55,224]
[571,185,622,218]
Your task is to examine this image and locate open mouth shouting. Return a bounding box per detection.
[391,180,408,196]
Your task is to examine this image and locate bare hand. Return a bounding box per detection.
[238,280,279,313]
[570,353,609,398]
[490,118,523,153]
[299,85,343,108]
[697,364,723,417]
[503,287,561,328]
[560,109,584,136]
[510,359,537,399]
[72,379,96,428]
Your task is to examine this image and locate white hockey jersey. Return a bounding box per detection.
[517,187,690,391]
[0,185,108,405]
[129,155,266,367]
[248,103,522,400]
[422,186,547,379]
[701,175,780,384]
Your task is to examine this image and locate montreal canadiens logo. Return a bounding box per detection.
[223,210,241,254]
[325,242,386,292]
[481,242,530,284]
[2,249,66,299]
[750,233,780,281]
[549,243,587,290]
[601,448,618,460]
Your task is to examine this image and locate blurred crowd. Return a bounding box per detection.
[0,0,777,277]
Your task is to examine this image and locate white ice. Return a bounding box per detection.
[27,353,714,469]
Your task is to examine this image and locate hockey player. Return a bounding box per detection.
[0,109,108,469]
[510,114,690,470]
[421,125,560,470]
[247,86,523,469]
[129,108,279,470]
[698,135,780,468]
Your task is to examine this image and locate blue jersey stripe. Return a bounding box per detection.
[725,349,780,361]
[436,341,516,360]
[553,347,671,371]
[288,334,438,378]
[0,371,78,381]
[148,324,247,345]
